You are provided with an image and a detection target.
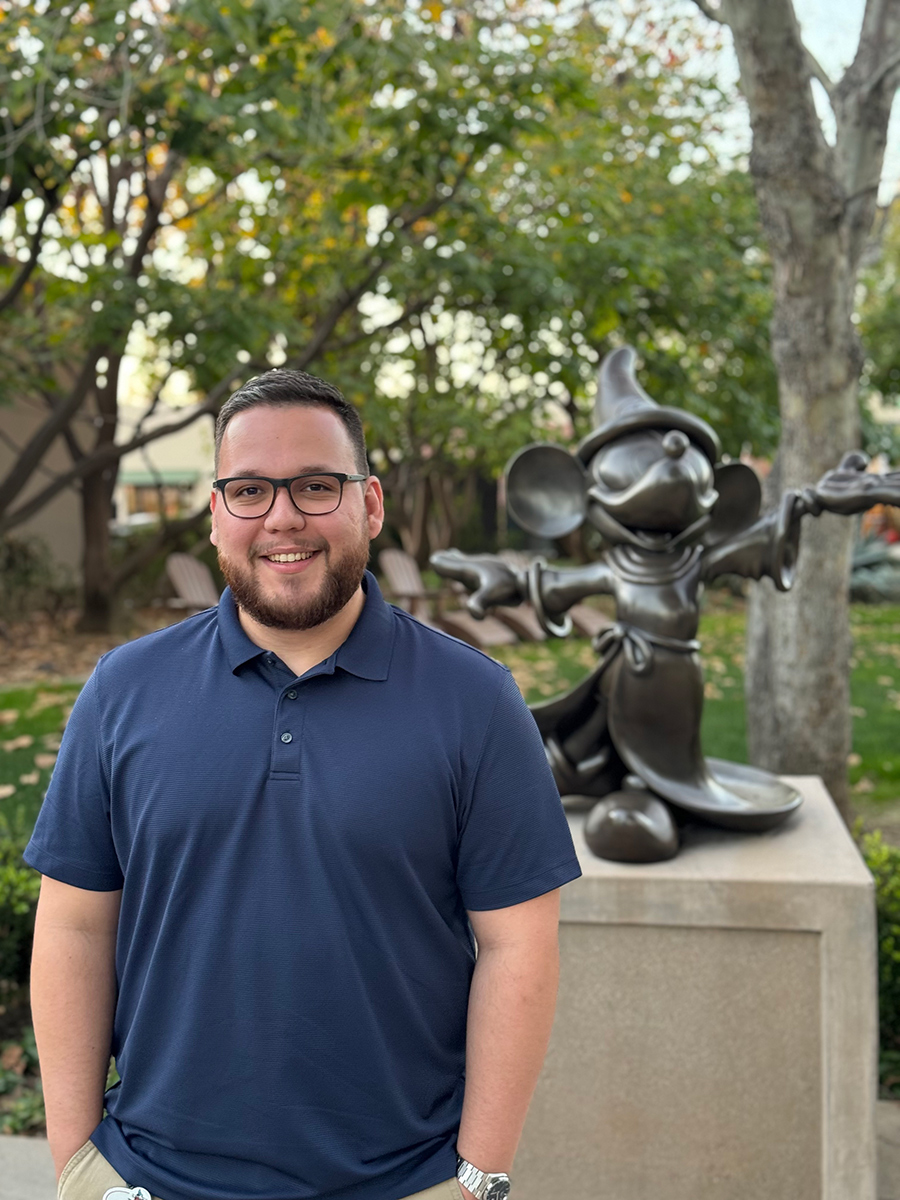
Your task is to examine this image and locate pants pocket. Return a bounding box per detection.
[56,1139,94,1198]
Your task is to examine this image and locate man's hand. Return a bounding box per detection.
[430,550,524,618]
[812,451,900,516]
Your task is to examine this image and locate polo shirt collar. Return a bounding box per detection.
[216,570,394,681]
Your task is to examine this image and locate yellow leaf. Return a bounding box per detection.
[423,1,444,19]
[619,189,633,203]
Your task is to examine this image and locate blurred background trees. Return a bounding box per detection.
[1,0,775,630]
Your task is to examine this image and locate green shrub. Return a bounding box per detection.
[0,838,40,987]
[860,831,900,1091]
[0,536,75,621]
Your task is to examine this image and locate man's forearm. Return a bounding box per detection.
[31,909,118,1178]
[456,934,560,1185]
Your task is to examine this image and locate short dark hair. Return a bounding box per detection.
[214,370,368,474]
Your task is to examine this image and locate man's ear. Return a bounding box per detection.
[209,488,219,546]
[364,476,385,540]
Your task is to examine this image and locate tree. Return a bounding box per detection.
[689,0,900,817]
[1,0,775,627]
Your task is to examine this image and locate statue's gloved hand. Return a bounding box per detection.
[811,452,900,516]
[429,549,524,619]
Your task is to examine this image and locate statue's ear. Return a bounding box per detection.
[705,462,762,546]
[506,443,588,538]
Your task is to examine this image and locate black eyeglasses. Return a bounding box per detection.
[214,473,367,519]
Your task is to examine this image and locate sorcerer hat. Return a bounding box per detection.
[576,346,721,466]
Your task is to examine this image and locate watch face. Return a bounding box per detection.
[485,1180,511,1200]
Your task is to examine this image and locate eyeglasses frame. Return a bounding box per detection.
[213,472,368,519]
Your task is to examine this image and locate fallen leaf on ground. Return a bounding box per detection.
[27,691,67,717]
[848,752,863,767]
[0,784,16,799]
[0,710,19,726]
[853,777,876,794]
[18,771,39,785]
[850,706,867,718]
[34,753,57,769]
[2,735,33,751]
[879,676,895,687]
[41,734,62,751]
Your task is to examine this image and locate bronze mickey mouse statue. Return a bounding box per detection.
[432,345,900,863]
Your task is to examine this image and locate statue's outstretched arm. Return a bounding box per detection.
[808,451,900,516]
[430,550,614,632]
[702,492,806,591]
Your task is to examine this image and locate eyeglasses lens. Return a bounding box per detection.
[223,477,343,517]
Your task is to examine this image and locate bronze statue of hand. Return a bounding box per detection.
[812,451,900,516]
[429,549,524,619]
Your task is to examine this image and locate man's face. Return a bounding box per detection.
[210,404,384,631]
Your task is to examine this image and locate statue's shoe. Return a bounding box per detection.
[584,791,679,863]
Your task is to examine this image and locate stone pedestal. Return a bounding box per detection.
[515,777,877,1200]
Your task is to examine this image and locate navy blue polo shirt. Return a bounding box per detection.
[25,573,580,1200]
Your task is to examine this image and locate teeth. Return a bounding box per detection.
[266,552,316,563]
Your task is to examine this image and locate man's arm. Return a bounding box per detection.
[30,875,121,1180]
[457,889,561,1197]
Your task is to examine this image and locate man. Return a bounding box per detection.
[27,370,582,1200]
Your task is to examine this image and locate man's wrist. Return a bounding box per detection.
[456,1153,511,1199]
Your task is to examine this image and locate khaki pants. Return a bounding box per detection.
[58,1140,465,1200]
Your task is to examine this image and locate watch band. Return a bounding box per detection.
[456,1153,511,1199]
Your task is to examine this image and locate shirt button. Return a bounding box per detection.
[287,690,297,700]
[266,655,276,666]
[280,732,293,744]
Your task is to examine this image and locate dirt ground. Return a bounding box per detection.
[0,607,183,688]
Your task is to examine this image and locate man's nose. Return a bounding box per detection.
[263,484,309,529]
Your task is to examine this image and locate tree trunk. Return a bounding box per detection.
[709,0,899,820]
[78,465,117,633]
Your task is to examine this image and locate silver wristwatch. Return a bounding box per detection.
[456,1153,511,1199]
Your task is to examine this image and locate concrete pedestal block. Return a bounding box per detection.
[515,777,877,1200]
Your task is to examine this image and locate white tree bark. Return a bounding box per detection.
[695,0,900,817]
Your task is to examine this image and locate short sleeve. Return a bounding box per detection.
[24,669,123,891]
[456,669,581,911]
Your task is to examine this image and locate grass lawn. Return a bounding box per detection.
[0,686,80,839]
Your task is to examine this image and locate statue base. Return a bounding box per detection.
[514,777,877,1200]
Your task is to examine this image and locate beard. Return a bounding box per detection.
[218,527,371,631]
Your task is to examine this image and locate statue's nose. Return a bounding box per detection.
[662,430,689,459]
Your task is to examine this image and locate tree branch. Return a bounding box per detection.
[0,349,102,515]
[804,46,835,97]
[864,47,900,96]
[0,201,51,314]
[0,363,244,536]
[692,0,726,25]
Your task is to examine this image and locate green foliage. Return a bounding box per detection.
[0,537,76,621]
[0,1024,43,1135]
[859,198,900,455]
[0,0,779,579]
[859,831,900,1092]
[0,847,40,986]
